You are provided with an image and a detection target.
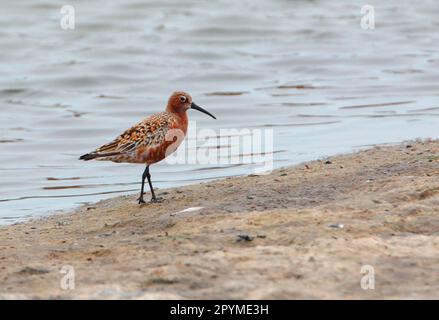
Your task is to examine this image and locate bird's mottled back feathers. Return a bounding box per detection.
[82,112,187,164]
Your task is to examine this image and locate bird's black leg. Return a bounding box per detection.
[138,165,149,204]
[145,166,158,202]
[138,165,162,204]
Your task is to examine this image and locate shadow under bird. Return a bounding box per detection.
[79,91,216,204]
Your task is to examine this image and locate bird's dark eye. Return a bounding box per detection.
[179,96,187,102]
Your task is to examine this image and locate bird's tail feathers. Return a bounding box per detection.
[79,152,121,161]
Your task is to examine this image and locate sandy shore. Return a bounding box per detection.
[1,140,439,299]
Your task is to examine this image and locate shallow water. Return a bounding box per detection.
[1,0,438,225]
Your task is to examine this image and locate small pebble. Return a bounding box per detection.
[18,267,50,275]
[237,234,254,242]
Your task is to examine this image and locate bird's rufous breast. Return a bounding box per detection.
[137,111,188,165]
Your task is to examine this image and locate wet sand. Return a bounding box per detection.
[1,140,439,299]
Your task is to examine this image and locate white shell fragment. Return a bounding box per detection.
[329,223,344,229]
[170,207,204,216]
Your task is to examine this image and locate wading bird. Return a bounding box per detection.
[79,91,216,204]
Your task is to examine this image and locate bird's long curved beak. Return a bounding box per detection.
[191,102,216,119]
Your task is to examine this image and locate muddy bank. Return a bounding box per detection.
[1,140,439,299]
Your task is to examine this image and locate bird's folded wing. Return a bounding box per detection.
[93,114,172,156]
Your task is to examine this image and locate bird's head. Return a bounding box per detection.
[167,91,216,119]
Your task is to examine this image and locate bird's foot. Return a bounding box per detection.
[138,197,146,204]
[150,196,164,203]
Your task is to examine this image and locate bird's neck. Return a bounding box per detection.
[171,111,189,132]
